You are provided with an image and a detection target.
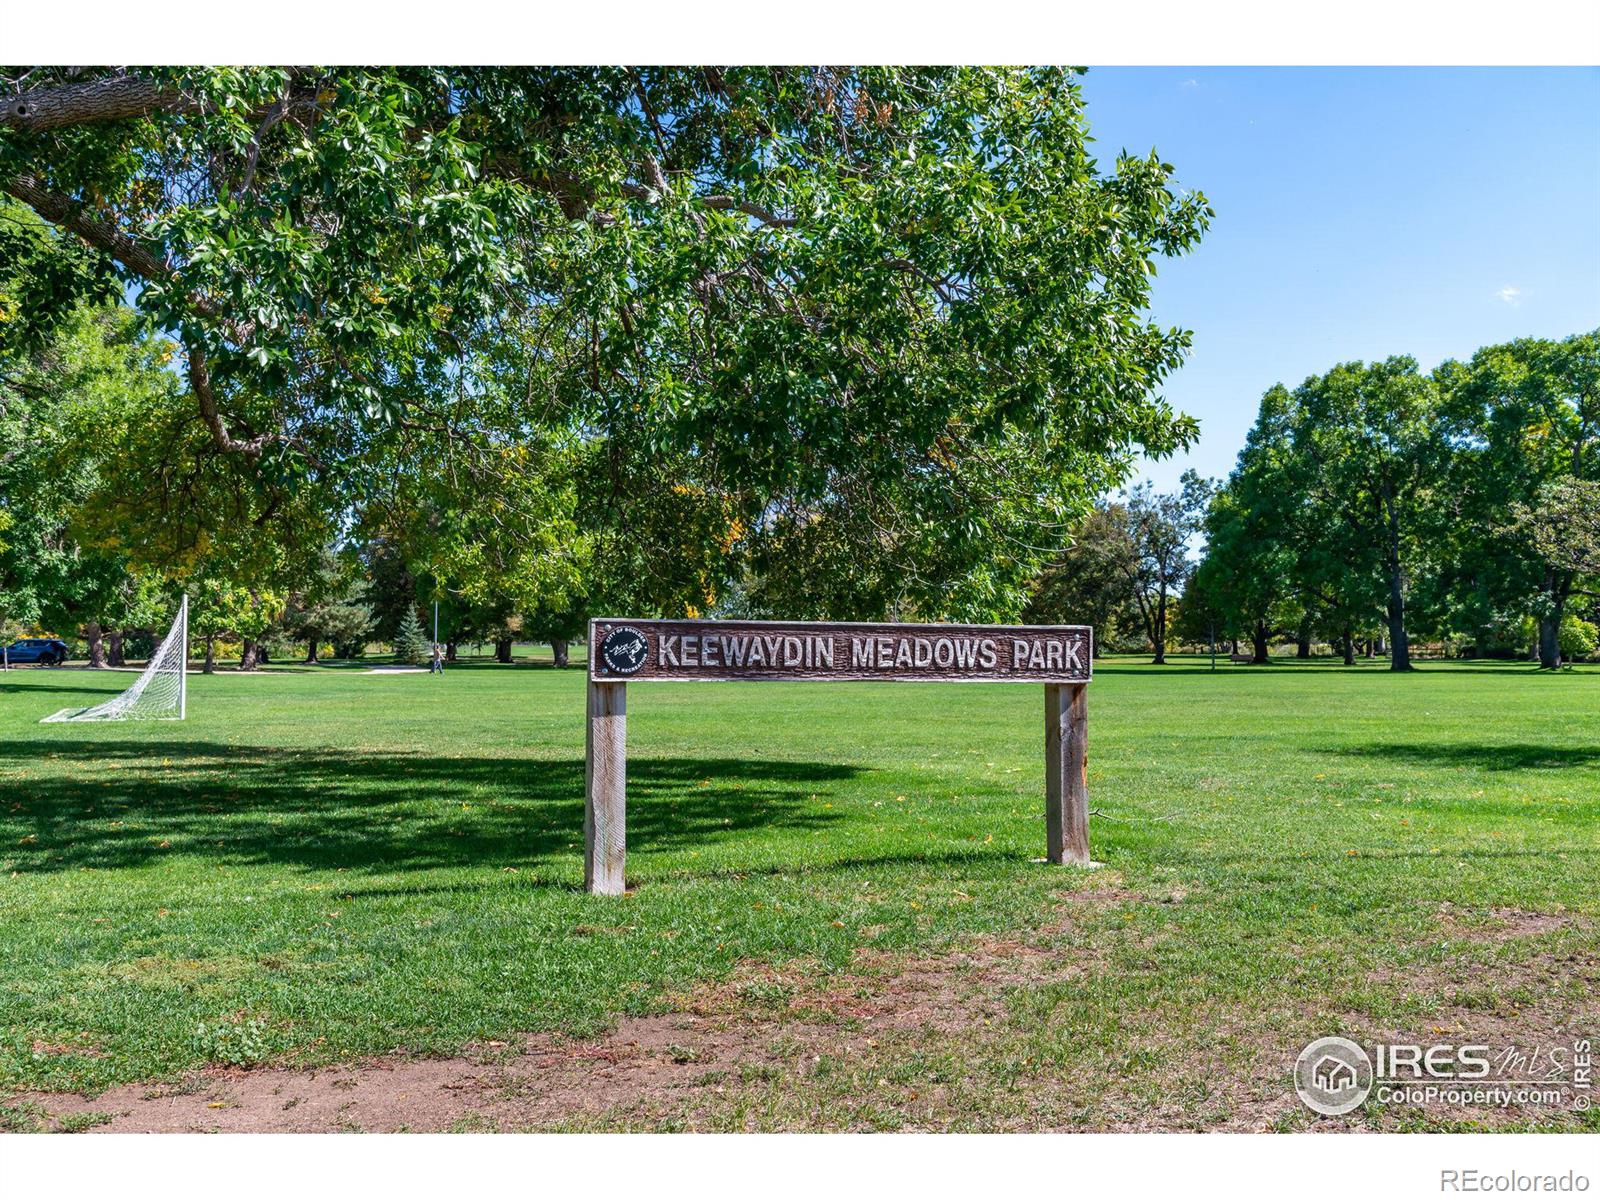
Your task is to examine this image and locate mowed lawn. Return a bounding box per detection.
[1,655,1596,1131]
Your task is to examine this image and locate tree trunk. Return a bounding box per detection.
[1383,497,1413,671]
[551,639,570,668]
[1537,614,1562,671]
[203,635,217,674]
[1385,575,1411,671]
[1230,638,1239,655]
[85,621,107,668]
[240,638,259,671]
[1252,620,1269,664]
[258,643,270,665]
[445,639,457,663]
[1296,620,1311,659]
[1342,624,1355,666]
[494,637,512,664]
[108,629,125,667]
[305,638,319,664]
[1537,567,1571,670]
[1152,586,1168,664]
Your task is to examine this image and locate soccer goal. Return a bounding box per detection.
[42,595,188,723]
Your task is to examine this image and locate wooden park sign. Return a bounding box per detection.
[584,619,1093,894]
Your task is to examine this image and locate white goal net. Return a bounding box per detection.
[42,595,188,723]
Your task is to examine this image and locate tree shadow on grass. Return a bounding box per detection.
[1324,742,1600,772]
[300,660,585,673]
[1090,661,1580,677]
[1,680,136,700]
[1086,665,1221,676]
[2,740,862,879]
[1148,668,1331,677]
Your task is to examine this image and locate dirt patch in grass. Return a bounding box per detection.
[0,1100,112,1133]
[10,886,1588,1134]
[1432,903,1584,944]
[1337,939,1599,1131]
[3,1005,881,1133]
[0,875,1237,1134]
[2,916,1134,1133]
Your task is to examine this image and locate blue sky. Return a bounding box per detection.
[1075,67,1600,492]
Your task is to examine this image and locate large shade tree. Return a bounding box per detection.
[0,200,122,644]
[1290,358,1444,671]
[1438,332,1600,668]
[1192,367,1442,669]
[1186,336,1597,672]
[2,66,1211,620]
[1196,386,1304,663]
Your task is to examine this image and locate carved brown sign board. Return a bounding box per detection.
[588,619,1092,684]
[582,618,1094,894]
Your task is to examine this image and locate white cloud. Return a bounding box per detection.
[1179,78,1200,89]
[1497,285,1524,306]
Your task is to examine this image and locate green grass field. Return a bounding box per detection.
[1,655,1596,1131]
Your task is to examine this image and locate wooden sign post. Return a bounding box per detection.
[584,619,1093,894]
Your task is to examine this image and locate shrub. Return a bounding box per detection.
[1559,615,1598,661]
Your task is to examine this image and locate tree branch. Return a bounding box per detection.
[184,338,277,460]
[698,195,798,229]
[236,94,291,200]
[3,173,172,284]
[1,75,201,133]
[3,174,260,345]
[2,175,278,458]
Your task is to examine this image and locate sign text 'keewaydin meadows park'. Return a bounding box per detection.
[582,620,1094,894]
[589,620,1092,683]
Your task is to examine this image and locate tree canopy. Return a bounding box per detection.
[1190,332,1600,669]
[2,66,1210,624]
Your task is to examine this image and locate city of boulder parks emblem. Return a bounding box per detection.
[600,626,649,675]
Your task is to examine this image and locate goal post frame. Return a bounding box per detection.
[178,593,188,720]
[40,593,191,723]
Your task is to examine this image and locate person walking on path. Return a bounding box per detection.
[430,642,444,675]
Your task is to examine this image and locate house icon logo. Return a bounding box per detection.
[1295,1037,1374,1116]
[1312,1055,1357,1093]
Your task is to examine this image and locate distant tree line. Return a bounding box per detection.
[1027,333,1599,670]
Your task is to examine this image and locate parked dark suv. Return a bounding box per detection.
[4,638,69,665]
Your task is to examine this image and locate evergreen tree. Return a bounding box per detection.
[392,607,428,666]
